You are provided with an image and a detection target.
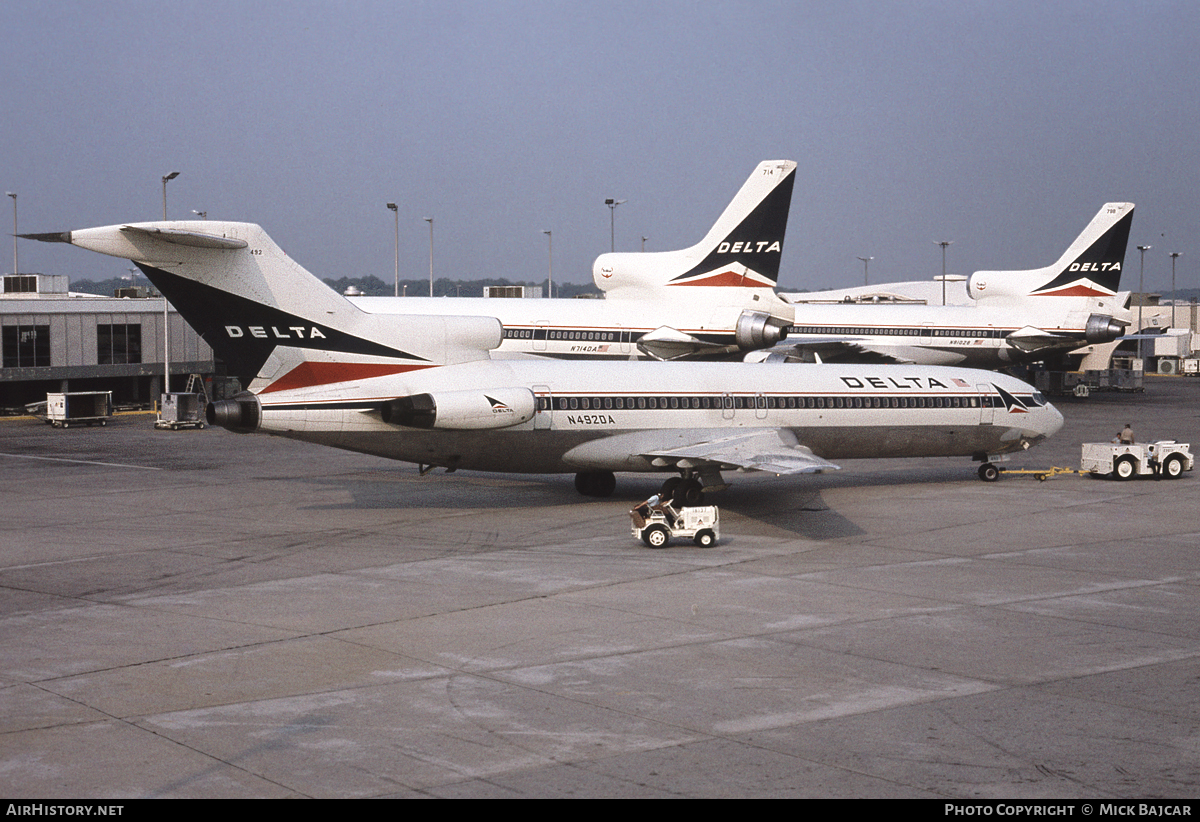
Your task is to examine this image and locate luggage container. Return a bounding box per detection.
[45,391,112,428]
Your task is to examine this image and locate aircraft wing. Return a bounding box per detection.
[642,428,841,475]
[747,339,913,364]
[1003,326,1081,354]
[636,326,739,361]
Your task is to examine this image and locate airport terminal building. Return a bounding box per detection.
[0,273,214,410]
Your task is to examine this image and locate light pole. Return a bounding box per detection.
[387,203,399,297]
[543,230,552,298]
[161,171,180,220]
[605,198,626,253]
[424,217,434,297]
[857,256,873,286]
[160,172,180,395]
[642,236,648,252]
[934,241,953,305]
[1170,252,1182,329]
[6,192,15,275]
[1137,245,1152,359]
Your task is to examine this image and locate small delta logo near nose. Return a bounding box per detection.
[225,325,327,339]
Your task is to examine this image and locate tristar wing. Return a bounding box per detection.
[642,429,841,475]
[750,338,913,364]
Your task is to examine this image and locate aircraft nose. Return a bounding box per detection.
[1036,401,1065,441]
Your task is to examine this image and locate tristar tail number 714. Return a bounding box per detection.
[26,214,1062,504]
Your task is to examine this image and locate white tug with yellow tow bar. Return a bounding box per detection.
[630,495,720,548]
[977,441,1192,482]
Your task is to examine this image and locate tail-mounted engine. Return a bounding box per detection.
[1085,313,1127,344]
[734,310,790,351]
[381,387,537,430]
[206,391,261,433]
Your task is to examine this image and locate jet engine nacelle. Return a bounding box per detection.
[206,391,261,433]
[1085,313,1127,344]
[381,387,537,430]
[734,310,790,351]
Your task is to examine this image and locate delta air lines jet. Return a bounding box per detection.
[770,202,1134,368]
[353,160,798,361]
[25,219,1063,504]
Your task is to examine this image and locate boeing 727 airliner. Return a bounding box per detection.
[24,219,1062,504]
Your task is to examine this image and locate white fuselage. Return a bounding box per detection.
[349,292,793,361]
[784,296,1128,366]
[252,360,1063,474]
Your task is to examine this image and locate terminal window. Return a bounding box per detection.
[97,324,142,365]
[2,324,51,368]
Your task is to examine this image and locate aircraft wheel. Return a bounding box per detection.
[575,471,616,497]
[660,476,682,499]
[694,529,716,548]
[1113,456,1137,481]
[1163,454,1186,479]
[642,525,670,549]
[978,463,1000,482]
[674,478,704,507]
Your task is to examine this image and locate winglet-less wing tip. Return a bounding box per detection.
[18,231,72,243]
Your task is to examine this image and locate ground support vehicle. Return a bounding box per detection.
[1080,441,1193,480]
[630,499,720,548]
[43,392,112,428]
[155,392,206,430]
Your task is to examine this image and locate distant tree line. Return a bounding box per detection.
[67,274,603,300]
[321,275,602,299]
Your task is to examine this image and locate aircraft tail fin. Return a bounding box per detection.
[592,160,796,296]
[967,202,1134,302]
[26,222,500,388]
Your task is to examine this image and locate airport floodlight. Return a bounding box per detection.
[424,217,434,297]
[161,171,180,220]
[1137,245,1152,354]
[934,241,953,305]
[543,230,552,298]
[6,192,15,275]
[605,198,627,252]
[192,210,207,220]
[387,204,399,296]
[857,256,874,286]
[1170,252,1182,329]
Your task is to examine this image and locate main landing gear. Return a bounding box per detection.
[658,475,705,507]
[574,471,616,498]
[571,470,710,507]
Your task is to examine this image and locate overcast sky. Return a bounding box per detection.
[3,0,1197,294]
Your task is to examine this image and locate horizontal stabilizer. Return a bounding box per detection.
[118,225,249,250]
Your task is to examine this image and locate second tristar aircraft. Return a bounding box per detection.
[27,217,1063,504]
[356,159,798,361]
[770,202,1135,368]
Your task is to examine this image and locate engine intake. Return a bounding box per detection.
[1085,313,1127,344]
[206,391,261,433]
[381,387,536,430]
[735,310,789,351]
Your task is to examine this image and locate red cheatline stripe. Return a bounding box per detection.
[262,362,433,393]
[1033,284,1111,297]
[668,270,772,287]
